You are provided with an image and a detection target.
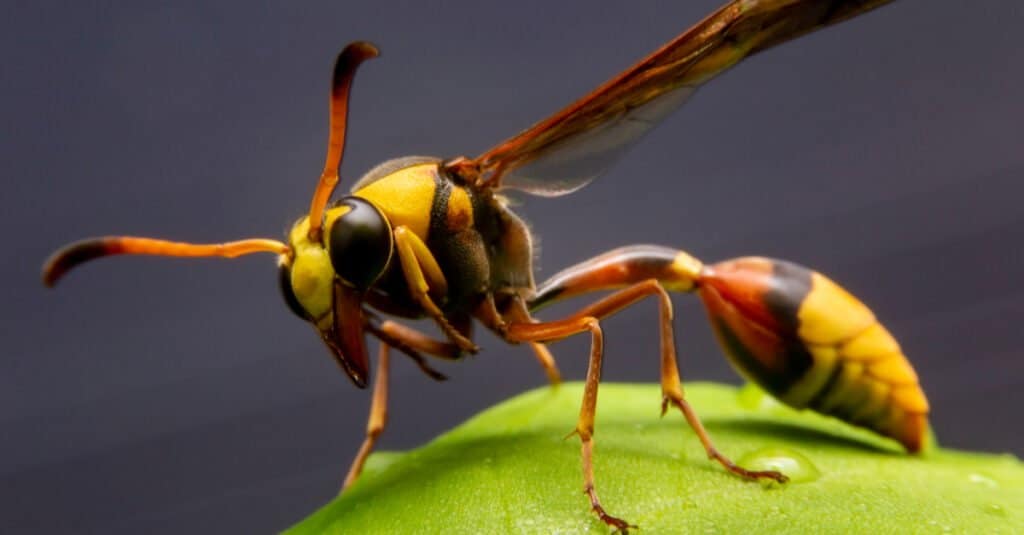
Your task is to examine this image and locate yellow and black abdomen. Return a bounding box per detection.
[699,257,929,452]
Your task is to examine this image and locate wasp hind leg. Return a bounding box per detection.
[505,279,787,529]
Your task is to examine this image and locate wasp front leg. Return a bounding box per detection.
[392,225,478,352]
[343,320,466,491]
[342,342,391,492]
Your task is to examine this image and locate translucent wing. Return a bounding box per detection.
[468,0,894,196]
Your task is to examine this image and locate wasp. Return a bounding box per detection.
[43,0,927,530]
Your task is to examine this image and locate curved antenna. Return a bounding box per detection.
[307,41,380,242]
[42,236,290,287]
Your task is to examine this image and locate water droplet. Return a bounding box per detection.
[737,447,821,483]
[737,383,782,411]
[967,473,999,489]
[985,503,1006,517]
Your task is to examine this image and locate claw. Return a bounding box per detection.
[585,485,636,533]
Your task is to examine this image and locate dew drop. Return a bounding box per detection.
[737,447,821,484]
[967,473,999,489]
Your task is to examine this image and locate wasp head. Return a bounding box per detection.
[279,196,393,388]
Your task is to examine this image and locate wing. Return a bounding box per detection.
[468,0,895,196]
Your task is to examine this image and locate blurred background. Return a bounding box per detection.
[3,1,1022,532]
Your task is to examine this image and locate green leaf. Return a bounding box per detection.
[287,382,1023,534]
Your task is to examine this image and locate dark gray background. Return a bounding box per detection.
[3,1,1022,533]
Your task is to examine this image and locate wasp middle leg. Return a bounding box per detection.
[483,294,562,385]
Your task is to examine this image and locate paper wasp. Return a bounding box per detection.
[43,0,928,530]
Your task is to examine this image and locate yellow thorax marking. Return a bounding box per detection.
[353,162,437,240]
[446,186,474,231]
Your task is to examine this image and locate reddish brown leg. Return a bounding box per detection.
[503,280,787,528]
[506,316,632,532]
[375,319,463,361]
[570,280,787,483]
[499,296,563,385]
[342,342,390,492]
[343,321,471,491]
[529,342,562,385]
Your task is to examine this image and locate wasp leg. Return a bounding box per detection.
[344,320,473,490]
[393,226,478,352]
[507,298,563,385]
[476,294,562,385]
[528,249,787,482]
[505,315,632,532]
[528,342,561,385]
[364,319,456,381]
[342,342,391,492]
[375,319,463,361]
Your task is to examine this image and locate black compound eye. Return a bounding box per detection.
[328,197,393,289]
[278,261,310,321]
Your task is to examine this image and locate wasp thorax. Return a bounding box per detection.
[326,196,393,290]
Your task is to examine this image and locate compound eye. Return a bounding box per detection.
[327,197,393,289]
[278,261,311,321]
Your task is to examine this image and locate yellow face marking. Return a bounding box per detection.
[353,162,437,240]
[287,216,337,320]
[797,272,876,346]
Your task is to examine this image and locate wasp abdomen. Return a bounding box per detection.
[699,257,929,453]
